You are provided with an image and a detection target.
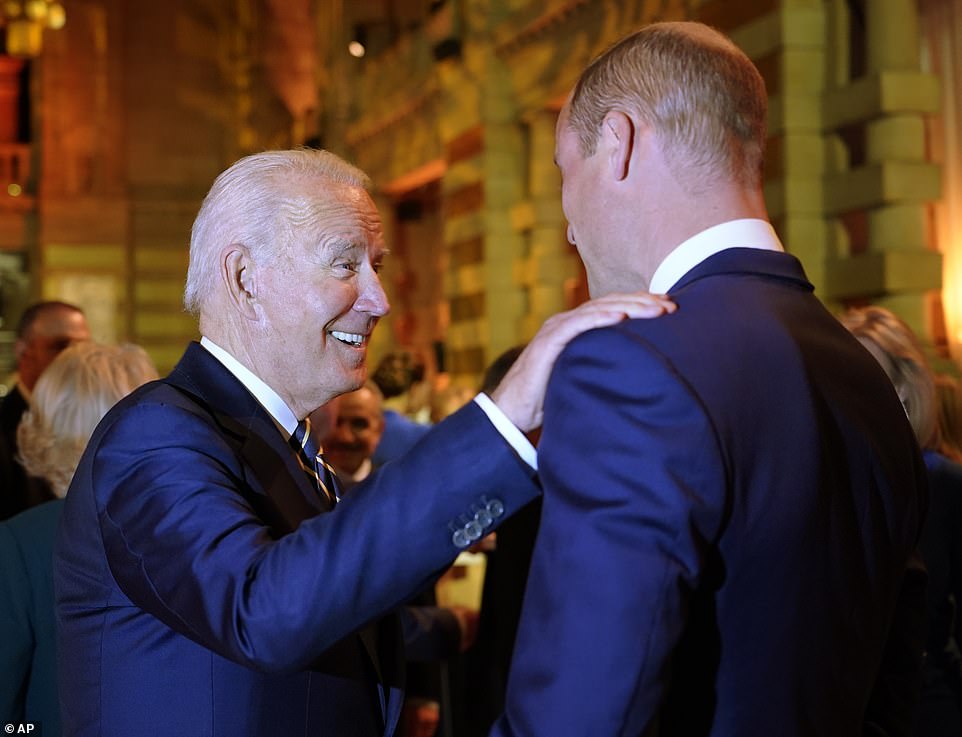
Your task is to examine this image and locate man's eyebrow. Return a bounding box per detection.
[326,240,360,256]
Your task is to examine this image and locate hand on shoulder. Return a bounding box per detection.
[490,292,675,431]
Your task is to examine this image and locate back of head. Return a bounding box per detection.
[17,342,159,497]
[184,148,372,317]
[14,300,90,388]
[15,300,85,341]
[480,344,527,395]
[567,21,767,190]
[840,306,938,449]
[371,351,417,399]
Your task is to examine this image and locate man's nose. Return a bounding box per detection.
[357,273,390,317]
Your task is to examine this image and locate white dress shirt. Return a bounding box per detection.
[648,219,784,294]
[199,337,538,470]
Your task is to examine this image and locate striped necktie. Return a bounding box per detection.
[290,418,340,505]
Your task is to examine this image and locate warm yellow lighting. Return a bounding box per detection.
[944,248,962,365]
[6,17,41,56]
[348,41,365,58]
[2,0,65,56]
[23,0,46,21]
[46,1,63,29]
[7,183,21,196]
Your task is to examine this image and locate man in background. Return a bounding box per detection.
[492,22,927,737]
[323,382,386,491]
[0,300,89,519]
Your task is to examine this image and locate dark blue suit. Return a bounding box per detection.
[493,249,927,737]
[55,343,537,737]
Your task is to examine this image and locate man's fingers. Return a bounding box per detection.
[489,291,676,432]
[578,292,676,318]
[540,294,676,342]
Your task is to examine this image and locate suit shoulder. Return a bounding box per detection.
[558,317,674,368]
[89,380,229,461]
[100,378,212,427]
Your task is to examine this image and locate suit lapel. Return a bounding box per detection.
[166,343,332,523]
[165,343,387,713]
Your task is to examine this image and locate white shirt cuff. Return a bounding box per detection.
[473,393,538,471]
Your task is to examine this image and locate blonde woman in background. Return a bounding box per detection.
[842,306,962,737]
[936,374,962,463]
[0,342,157,737]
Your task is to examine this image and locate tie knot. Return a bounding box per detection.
[292,418,321,461]
[290,418,339,504]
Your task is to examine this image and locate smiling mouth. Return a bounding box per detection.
[330,330,367,347]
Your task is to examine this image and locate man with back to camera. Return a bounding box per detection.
[0,300,90,519]
[53,148,674,737]
[490,22,927,737]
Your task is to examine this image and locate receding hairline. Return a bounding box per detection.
[565,20,768,187]
[16,301,85,339]
[185,149,377,315]
[572,21,750,103]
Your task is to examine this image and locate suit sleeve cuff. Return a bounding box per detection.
[473,393,538,471]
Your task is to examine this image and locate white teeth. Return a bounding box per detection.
[331,330,365,346]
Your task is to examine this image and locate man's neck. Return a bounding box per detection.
[632,183,770,292]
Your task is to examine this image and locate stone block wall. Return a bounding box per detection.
[332,0,945,386]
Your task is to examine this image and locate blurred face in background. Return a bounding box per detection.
[323,385,385,475]
[16,307,91,390]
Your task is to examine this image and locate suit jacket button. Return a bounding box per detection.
[452,529,470,548]
[465,520,483,541]
[474,507,493,527]
[486,498,505,518]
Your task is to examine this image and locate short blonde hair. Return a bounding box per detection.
[17,342,158,497]
[184,148,372,316]
[567,22,767,190]
[840,306,938,449]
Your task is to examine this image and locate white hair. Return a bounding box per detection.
[17,342,158,497]
[184,149,372,315]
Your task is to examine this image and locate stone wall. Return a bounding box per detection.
[331,0,945,386]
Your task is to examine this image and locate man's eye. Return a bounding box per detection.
[372,261,384,274]
[336,262,359,273]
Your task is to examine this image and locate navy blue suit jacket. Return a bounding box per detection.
[493,249,927,737]
[55,343,538,737]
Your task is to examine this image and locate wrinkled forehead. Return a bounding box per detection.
[285,182,385,252]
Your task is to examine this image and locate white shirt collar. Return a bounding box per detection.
[338,458,373,484]
[199,336,298,437]
[648,219,784,294]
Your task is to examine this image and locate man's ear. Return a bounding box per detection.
[602,111,635,182]
[221,244,258,320]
